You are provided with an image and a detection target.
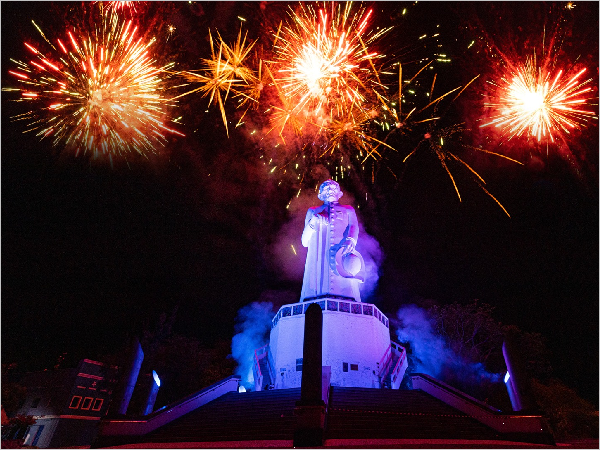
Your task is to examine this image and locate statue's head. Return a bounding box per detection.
[318,179,343,202]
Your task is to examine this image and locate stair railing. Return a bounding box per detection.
[377,344,393,385]
[97,375,241,438]
[390,344,408,388]
[253,345,268,391]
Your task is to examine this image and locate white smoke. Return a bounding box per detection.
[231,301,275,389]
[395,304,450,377]
[395,304,502,386]
[355,222,384,300]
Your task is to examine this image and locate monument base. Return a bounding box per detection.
[269,298,391,389]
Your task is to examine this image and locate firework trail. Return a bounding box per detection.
[481,55,596,144]
[175,27,259,136]
[399,72,523,217]
[4,8,183,163]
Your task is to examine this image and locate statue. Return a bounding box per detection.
[300,180,365,302]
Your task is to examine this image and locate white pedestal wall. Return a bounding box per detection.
[269,299,391,389]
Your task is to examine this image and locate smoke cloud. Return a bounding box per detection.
[230,290,295,389]
[355,223,384,300]
[395,304,449,377]
[231,301,275,389]
[395,304,501,387]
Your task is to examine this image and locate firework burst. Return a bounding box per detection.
[175,27,259,136]
[268,2,391,143]
[4,9,183,162]
[105,1,139,14]
[481,55,596,143]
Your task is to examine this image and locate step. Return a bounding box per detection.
[325,387,500,441]
[143,388,301,443]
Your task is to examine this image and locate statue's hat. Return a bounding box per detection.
[335,247,365,282]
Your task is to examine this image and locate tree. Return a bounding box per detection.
[396,299,596,440]
[429,300,505,367]
[99,305,235,414]
[140,335,235,409]
[532,378,599,441]
[1,364,27,417]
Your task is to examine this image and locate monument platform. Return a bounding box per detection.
[259,297,406,391]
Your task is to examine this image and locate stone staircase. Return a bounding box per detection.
[142,388,301,443]
[325,386,501,441]
[98,385,538,446]
[145,386,502,443]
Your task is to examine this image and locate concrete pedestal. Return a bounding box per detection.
[269,298,391,389]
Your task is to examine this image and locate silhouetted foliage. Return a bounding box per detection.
[406,299,595,440]
[1,365,27,417]
[141,335,235,409]
[429,300,505,365]
[532,378,599,441]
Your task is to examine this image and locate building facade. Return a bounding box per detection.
[14,359,118,448]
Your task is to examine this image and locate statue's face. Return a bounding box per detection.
[318,180,342,202]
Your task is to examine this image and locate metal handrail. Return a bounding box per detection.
[253,344,275,390]
[266,347,276,383]
[391,349,406,383]
[378,344,392,380]
[253,347,265,384]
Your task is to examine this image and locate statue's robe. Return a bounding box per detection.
[300,202,361,302]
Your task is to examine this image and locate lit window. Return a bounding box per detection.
[69,396,82,409]
[80,397,93,410]
[92,398,104,411]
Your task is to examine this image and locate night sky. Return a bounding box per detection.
[2,2,598,406]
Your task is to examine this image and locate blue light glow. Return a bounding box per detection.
[153,370,161,387]
[504,371,510,383]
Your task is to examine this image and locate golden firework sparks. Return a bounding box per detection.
[175,27,258,136]
[4,11,183,162]
[481,55,596,143]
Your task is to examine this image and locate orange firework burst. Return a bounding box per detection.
[106,1,138,13]
[269,2,391,141]
[481,56,597,143]
[4,11,183,162]
[175,27,259,136]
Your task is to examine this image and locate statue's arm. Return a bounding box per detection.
[301,209,316,247]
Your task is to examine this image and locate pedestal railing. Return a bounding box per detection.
[271,299,389,330]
